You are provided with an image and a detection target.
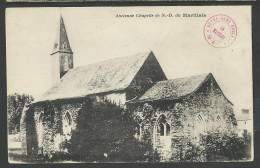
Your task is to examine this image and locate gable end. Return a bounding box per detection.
[188,73,233,105]
[126,51,167,100]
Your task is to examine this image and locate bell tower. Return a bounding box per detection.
[51,14,73,86]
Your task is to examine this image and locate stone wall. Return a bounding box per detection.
[130,77,235,161]
[20,76,235,160]
[21,94,122,157]
[21,100,83,157]
[20,103,38,156]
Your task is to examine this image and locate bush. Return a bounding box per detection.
[68,98,153,162]
[175,132,251,162]
[182,143,206,162]
[204,132,250,161]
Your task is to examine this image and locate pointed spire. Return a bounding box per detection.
[51,13,73,55]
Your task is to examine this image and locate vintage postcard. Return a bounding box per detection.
[6,6,253,163]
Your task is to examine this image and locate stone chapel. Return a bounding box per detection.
[20,15,237,161]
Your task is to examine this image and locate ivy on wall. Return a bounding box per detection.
[19,78,245,162]
[24,104,38,155]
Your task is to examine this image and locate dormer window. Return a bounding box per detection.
[216,115,221,123]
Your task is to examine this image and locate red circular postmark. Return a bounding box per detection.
[204,14,237,48]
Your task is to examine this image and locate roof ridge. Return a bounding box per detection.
[71,51,152,71]
[130,73,211,103]
[35,51,154,103]
[154,73,210,84]
[183,73,211,99]
[167,73,210,81]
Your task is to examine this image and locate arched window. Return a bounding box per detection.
[137,123,143,136]
[137,124,141,136]
[63,112,72,136]
[135,116,142,136]
[154,114,171,150]
[166,123,170,136]
[65,112,72,125]
[156,115,170,137]
[159,123,164,136]
[38,113,44,147]
[197,114,205,134]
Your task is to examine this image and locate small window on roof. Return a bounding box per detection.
[216,115,221,122]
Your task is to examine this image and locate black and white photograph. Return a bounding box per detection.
[6,6,253,163]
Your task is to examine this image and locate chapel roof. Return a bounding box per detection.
[35,51,153,103]
[129,73,228,103]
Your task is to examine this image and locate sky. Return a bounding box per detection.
[6,7,252,113]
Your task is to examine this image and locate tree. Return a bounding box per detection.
[204,132,249,161]
[7,93,34,134]
[68,97,153,162]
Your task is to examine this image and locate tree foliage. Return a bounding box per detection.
[68,98,153,162]
[204,132,251,161]
[7,93,34,134]
[177,132,251,162]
